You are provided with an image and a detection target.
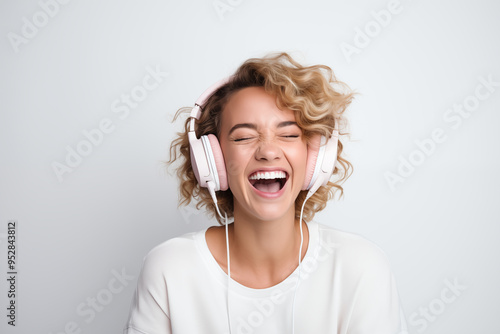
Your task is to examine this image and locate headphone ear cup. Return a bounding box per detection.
[206,134,228,191]
[189,131,209,188]
[302,135,321,190]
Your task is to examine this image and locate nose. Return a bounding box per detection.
[255,138,282,161]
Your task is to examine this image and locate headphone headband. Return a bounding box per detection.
[190,76,234,131]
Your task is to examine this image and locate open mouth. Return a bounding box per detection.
[248,170,288,193]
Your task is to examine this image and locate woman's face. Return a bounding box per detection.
[219,86,308,223]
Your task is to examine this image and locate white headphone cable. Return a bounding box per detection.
[225,211,231,334]
[207,182,232,333]
[210,181,315,334]
[291,191,315,334]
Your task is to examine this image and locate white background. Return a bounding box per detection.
[1,0,499,333]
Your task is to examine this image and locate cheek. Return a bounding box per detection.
[290,150,309,186]
[222,148,247,182]
[290,144,308,169]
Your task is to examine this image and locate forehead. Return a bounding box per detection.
[220,86,296,130]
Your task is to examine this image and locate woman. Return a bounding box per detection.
[123,52,407,333]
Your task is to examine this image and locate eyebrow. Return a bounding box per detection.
[228,121,299,135]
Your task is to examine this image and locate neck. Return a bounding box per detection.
[228,204,308,288]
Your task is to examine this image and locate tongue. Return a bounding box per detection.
[253,180,281,193]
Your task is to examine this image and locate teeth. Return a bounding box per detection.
[249,171,287,180]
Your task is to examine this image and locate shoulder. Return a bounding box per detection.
[313,221,393,276]
[312,223,405,331]
[139,229,205,278]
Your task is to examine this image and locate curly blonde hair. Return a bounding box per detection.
[168,52,355,225]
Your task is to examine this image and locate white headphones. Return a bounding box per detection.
[188,76,339,199]
[188,76,340,333]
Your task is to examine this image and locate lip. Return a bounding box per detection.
[247,167,290,199]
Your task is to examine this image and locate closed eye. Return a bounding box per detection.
[233,137,253,142]
[280,135,300,140]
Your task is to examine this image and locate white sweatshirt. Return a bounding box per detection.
[123,221,407,334]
